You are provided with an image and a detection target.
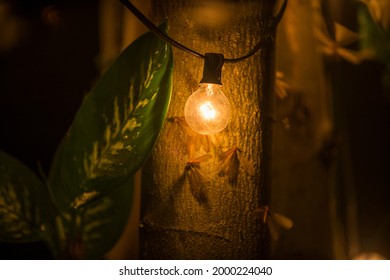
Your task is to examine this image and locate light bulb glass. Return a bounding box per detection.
[184,83,231,135]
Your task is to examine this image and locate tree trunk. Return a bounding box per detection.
[140,0,277,259]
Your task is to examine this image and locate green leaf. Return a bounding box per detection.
[0,151,54,243]
[60,177,134,259]
[49,23,173,210]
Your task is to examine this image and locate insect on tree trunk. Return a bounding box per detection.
[140,0,277,259]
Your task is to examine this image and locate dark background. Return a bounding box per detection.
[324,1,390,258]
[0,0,99,259]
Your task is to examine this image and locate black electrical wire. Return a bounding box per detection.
[119,0,288,63]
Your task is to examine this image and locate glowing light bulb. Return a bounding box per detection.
[199,102,216,120]
[184,53,231,135]
[185,83,231,134]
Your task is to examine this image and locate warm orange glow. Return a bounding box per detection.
[184,83,231,135]
[199,102,216,120]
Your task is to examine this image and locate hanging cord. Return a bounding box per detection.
[119,0,288,63]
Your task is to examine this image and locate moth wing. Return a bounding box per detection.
[253,207,292,240]
[193,165,211,181]
[334,22,358,46]
[275,79,289,100]
[337,48,370,64]
[266,215,280,241]
[187,165,209,204]
[219,156,240,185]
[237,151,255,176]
[276,71,284,79]
[218,148,238,179]
[270,211,294,230]
[194,153,212,163]
[219,147,237,161]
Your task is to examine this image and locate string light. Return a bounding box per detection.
[119,0,288,134]
[185,53,230,135]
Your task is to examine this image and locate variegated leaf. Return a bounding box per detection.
[0,151,55,243]
[61,177,134,259]
[49,22,173,210]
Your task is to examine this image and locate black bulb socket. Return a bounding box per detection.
[200,53,224,85]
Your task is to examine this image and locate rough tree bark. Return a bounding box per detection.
[140,0,277,259]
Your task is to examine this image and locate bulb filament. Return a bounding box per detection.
[199,102,216,120]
